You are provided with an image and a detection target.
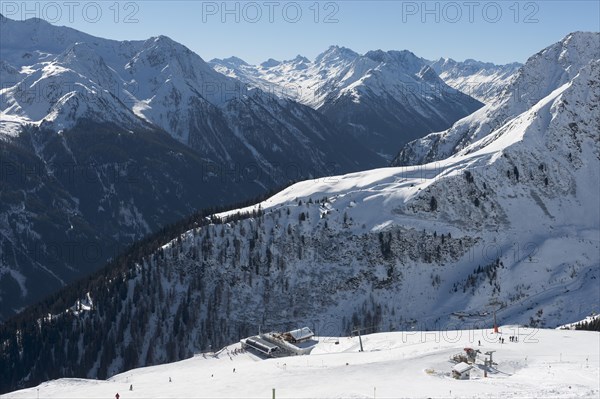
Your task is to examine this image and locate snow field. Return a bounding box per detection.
[3,327,598,398]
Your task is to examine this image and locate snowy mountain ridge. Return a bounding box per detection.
[210,48,519,109]
[430,57,522,103]
[211,46,481,109]
[211,46,483,159]
[394,31,599,166]
[0,15,380,170]
[212,45,364,109]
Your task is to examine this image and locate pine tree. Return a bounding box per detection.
[430,196,438,211]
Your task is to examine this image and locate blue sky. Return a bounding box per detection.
[3,1,599,64]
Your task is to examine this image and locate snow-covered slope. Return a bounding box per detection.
[211,46,483,159]
[557,314,600,330]
[430,58,522,104]
[394,31,599,166]
[3,328,598,399]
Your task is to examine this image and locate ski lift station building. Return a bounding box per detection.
[241,327,317,358]
[452,362,473,380]
[282,327,314,343]
[241,336,279,356]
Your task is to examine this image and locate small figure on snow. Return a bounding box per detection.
[115,393,120,399]
[130,384,133,391]
[233,368,236,373]
[169,377,172,382]
[478,340,481,346]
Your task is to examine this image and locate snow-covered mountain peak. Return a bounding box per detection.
[512,31,599,98]
[0,15,108,67]
[362,49,387,63]
[394,31,598,166]
[218,56,249,67]
[54,42,114,78]
[287,55,311,69]
[434,57,457,68]
[260,58,281,68]
[131,35,203,74]
[208,43,481,159]
[291,55,310,63]
[560,31,599,58]
[0,57,141,132]
[500,32,599,113]
[365,49,425,74]
[429,57,522,103]
[315,45,360,64]
[0,13,47,27]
